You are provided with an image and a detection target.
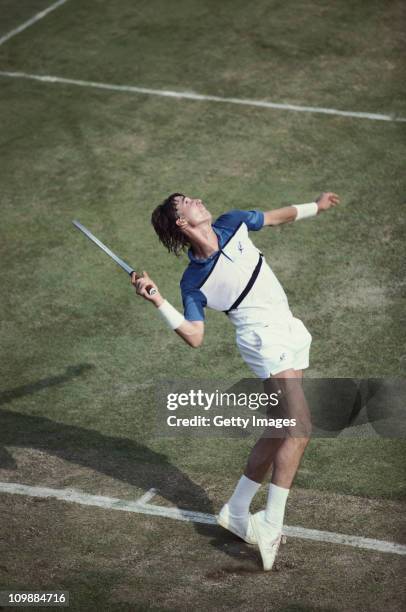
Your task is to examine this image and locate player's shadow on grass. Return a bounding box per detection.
[0,368,265,564]
[0,403,247,558]
[0,416,213,515]
[0,366,219,515]
[0,364,94,407]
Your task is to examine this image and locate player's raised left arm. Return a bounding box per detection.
[263,192,340,226]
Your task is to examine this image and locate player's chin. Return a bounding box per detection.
[194,214,211,226]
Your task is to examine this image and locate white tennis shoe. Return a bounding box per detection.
[251,510,282,571]
[217,503,257,545]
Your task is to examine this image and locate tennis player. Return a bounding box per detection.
[132,191,340,570]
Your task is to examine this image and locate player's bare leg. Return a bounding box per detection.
[218,368,311,553]
[244,369,309,485]
[247,368,311,569]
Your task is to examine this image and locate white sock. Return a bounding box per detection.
[227,475,261,516]
[265,483,290,533]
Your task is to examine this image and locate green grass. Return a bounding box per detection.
[0,1,405,609]
[0,0,405,498]
[1,0,405,115]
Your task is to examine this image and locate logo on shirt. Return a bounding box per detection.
[280,352,288,362]
[237,241,244,254]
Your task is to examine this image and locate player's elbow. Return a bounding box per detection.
[186,321,204,348]
[189,334,204,348]
[178,320,204,348]
[263,214,280,227]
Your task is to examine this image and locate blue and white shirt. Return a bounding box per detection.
[180,210,292,328]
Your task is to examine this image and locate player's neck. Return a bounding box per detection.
[186,223,219,259]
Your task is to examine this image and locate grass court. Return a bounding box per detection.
[0,0,405,609]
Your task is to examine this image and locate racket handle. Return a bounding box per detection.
[130,272,157,296]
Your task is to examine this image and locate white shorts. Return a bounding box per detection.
[236,317,312,379]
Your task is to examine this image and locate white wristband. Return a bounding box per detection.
[158,300,185,330]
[292,202,318,221]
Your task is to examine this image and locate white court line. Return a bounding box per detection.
[1,481,405,556]
[0,0,69,48]
[0,70,405,123]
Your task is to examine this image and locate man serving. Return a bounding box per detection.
[132,191,340,570]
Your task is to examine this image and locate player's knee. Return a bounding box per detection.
[291,413,312,439]
[282,435,310,456]
[296,435,311,450]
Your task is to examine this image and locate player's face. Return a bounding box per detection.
[174,195,212,227]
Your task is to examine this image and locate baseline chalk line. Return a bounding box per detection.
[1,481,405,556]
[0,0,69,48]
[0,70,405,123]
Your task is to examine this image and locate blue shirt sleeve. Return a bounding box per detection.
[181,286,207,321]
[214,209,264,232]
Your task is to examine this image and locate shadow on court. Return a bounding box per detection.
[0,405,216,511]
[0,364,94,407]
[0,366,244,560]
[0,367,213,514]
[3,369,402,567]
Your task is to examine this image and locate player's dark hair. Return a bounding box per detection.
[151,193,190,256]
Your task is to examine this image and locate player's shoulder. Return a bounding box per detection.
[214,209,264,231]
[214,209,248,229]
